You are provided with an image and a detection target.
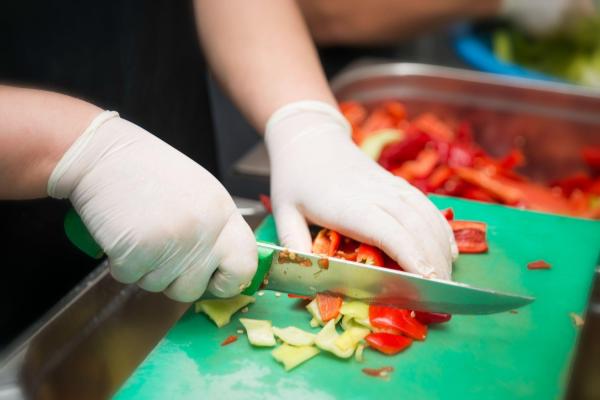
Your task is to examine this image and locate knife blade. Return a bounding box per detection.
[256,242,534,315]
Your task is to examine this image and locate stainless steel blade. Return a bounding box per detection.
[258,242,534,315]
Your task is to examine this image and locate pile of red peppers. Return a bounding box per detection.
[340,100,600,219]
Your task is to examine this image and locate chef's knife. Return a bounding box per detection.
[64,209,534,314]
[253,242,533,314]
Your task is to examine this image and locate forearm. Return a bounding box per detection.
[298,0,501,45]
[0,85,101,199]
[194,0,336,131]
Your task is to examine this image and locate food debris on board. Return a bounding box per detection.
[340,100,600,219]
[570,312,585,327]
[527,260,552,270]
[221,335,238,346]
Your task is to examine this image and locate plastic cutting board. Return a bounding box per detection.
[113,196,600,400]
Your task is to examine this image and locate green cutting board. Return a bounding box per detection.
[114,196,600,400]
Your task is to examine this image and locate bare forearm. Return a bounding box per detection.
[298,0,501,45]
[194,0,336,131]
[0,86,101,199]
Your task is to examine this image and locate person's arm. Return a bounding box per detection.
[194,0,336,130]
[194,0,457,279]
[0,85,101,199]
[0,85,256,301]
[298,0,500,46]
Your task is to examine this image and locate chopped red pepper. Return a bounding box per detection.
[414,311,452,325]
[582,146,600,173]
[316,293,343,322]
[362,366,395,377]
[450,220,488,254]
[454,167,522,205]
[356,244,385,267]
[339,101,367,128]
[412,113,454,142]
[365,333,412,355]
[428,165,453,191]
[312,229,341,257]
[259,194,272,214]
[362,367,394,378]
[221,335,238,346]
[392,148,439,180]
[527,260,551,270]
[440,208,454,221]
[384,101,407,122]
[369,305,427,341]
[498,148,525,171]
[287,293,313,300]
[378,132,430,170]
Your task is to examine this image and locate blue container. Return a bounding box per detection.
[453,24,564,83]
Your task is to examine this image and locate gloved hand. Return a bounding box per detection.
[501,0,596,35]
[48,111,257,302]
[265,101,457,280]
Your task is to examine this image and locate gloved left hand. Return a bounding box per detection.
[265,101,458,280]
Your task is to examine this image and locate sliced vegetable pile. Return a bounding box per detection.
[340,100,600,219]
[195,293,450,373]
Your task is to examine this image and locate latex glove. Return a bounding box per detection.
[265,101,458,280]
[501,0,596,35]
[48,111,257,302]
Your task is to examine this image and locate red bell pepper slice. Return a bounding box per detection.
[450,220,488,254]
[527,260,551,270]
[428,165,453,191]
[312,229,341,257]
[378,132,430,170]
[582,146,600,172]
[498,149,525,170]
[369,305,427,340]
[362,366,395,378]
[454,167,522,205]
[259,194,272,213]
[392,148,439,180]
[440,208,454,221]
[339,101,367,128]
[356,244,385,267]
[287,293,313,300]
[365,333,412,355]
[221,335,238,346]
[414,311,452,325]
[316,293,343,322]
[551,172,593,197]
[412,113,454,142]
[384,101,407,122]
[361,109,396,133]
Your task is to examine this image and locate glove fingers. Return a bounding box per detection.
[273,204,312,252]
[378,200,451,278]
[164,255,216,303]
[208,213,258,298]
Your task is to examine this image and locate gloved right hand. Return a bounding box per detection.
[501,0,596,35]
[48,111,257,302]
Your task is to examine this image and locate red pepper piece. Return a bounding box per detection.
[392,148,439,180]
[382,254,404,271]
[312,229,341,257]
[582,146,600,173]
[369,305,427,340]
[450,220,488,254]
[551,172,593,197]
[445,142,479,168]
[361,109,396,133]
[356,244,385,267]
[460,187,496,203]
[287,293,313,300]
[362,366,395,377]
[427,165,453,191]
[454,167,522,205]
[221,335,238,346]
[414,311,452,325]
[316,293,343,322]
[378,132,430,170]
[365,333,413,355]
[339,101,367,128]
[259,194,272,213]
[498,149,525,170]
[384,101,407,122]
[412,113,454,142]
[455,121,474,143]
[440,208,454,221]
[527,260,551,270]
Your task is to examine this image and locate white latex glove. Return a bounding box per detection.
[48,111,257,302]
[501,0,596,35]
[266,101,458,281]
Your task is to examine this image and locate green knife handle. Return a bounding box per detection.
[63,208,274,296]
